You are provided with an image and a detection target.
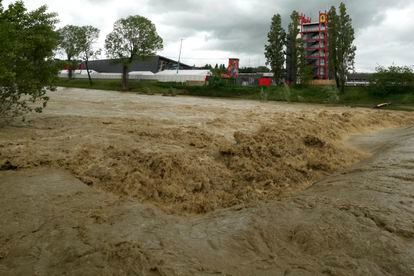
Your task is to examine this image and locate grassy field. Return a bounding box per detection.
[56,78,414,111]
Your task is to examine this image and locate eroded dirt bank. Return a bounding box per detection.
[0,88,413,214]
[1,126,414,275]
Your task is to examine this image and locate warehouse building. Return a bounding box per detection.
[82,55,193,74]
[61,56,209,85]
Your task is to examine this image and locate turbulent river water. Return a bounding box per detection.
[0,89,413,275]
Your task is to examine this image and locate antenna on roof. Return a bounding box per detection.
[176,38,183,75]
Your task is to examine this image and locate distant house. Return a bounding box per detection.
[81,56,193,74]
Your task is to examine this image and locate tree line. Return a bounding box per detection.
[370,66,414,95]
[58,16,163,90]
[265,2,356,93]
[201,64,228,76]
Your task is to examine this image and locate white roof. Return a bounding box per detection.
[59,70,98,75]
[74,70,98,75]
[129,71,155,76]
[100,72,122,76]
[156,70,211,76]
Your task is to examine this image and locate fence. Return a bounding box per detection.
[59,70,209,83]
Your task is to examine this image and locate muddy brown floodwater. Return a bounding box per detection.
[0,87,414,275]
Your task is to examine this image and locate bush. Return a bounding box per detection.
[282,85,292,101]
[370,66,414,96]
[322,86,340,103]
[207,76,227,88]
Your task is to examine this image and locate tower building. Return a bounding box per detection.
[300,12,329,80]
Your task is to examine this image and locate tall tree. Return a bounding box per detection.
[0,1,59,121]
[58,25,82,79]
[105,15,163,90]
[328,3,356,93]
[265,14,286,84]
[328,6,339,87]
[77,25,100,86]
[298,43,313,86]
[286,11,301,85]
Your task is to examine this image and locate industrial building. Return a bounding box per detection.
[82,55,193,74]
[61,56,210,85]
[300,12,329,80]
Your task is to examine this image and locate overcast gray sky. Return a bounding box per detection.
[4,0,414,71]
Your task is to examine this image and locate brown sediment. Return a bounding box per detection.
[0,88,413,214]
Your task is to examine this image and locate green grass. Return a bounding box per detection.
[55,78,414,110]
[56,78,170,94]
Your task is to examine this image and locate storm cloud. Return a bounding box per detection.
[3,0,414,71]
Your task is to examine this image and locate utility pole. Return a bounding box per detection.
[176,38,183,74]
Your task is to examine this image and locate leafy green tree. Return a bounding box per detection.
[265,14,286,85]
[0,1,59,121]
[202,64,213,70]
[239,66,270,73]
[328,6,338,85]
[328,2,356,93]
[294,29,312,86]
[297,40,313,87]
[77,25,100,85]
[58,25,83,79]
[211,64,227,77]
[105,15,163,90]
[257,66,271,73]
[286,11,301,85]
[370,65,414,95]
[296,37,309,86]
[298,64,313,87]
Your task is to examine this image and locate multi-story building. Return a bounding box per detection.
[300,12,329,80]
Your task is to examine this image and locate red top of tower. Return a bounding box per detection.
[299,14,312,24]
[300,11,328,25]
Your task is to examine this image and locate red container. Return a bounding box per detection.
[258,78,272,87]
